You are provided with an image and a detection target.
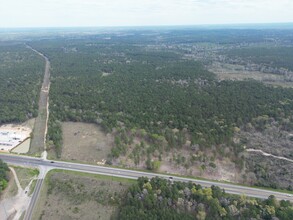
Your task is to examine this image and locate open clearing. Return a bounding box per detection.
[11,138,31,154]
[59,122,113,164]
[33,170,133,220]
[0,166,38,220]
[209,62,293,88]
[29,47,50,155]
[12,166,39,190]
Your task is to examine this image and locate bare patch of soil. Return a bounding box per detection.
[61,122,113,164]
[0,167,37,220]
[101,72,112,77]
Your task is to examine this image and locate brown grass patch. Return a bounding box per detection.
[32,170,132,220]
[60,122,113,164]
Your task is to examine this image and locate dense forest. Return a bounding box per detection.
[118,177,293,220]
[0,159,9,192]
[0,43,44,124]
[27,29,293,190]
[226,46,293,71]
[29,35,293,152]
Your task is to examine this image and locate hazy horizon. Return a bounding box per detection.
[1,22,293,31]
[0,0,293,28]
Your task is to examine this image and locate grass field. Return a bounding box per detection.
[29,50,50,155]
[30,108,47,155]
[55,122,113,164]
[209,62,293,88]
[13,166,39,190]
[32,169,134,220]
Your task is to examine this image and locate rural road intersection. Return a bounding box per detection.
[0,153,292,220]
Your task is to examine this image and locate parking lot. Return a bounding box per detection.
[0,124,31,152]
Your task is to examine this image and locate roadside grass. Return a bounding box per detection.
[29,179,37,196]
[9,151,41,158]
[46,149,56,160]
[50,169,136,184]
[49,157,293,195]
[29,107,47,155]
[32,169,133,220]
[19,211,25,220]
[32,175,49,220]
[6,176,18,198]
[12,166,39,190]
[4,151,292,196]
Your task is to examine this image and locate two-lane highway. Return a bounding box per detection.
[24,178,44,220]
[1,154,293,204]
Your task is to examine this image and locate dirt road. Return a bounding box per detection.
[0,167,36,220]
[246,148,293,163]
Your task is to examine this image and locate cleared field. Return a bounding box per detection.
[209,62,293,88]
[33,170,133,220]
[30,108,47,155]
[60,122,113,164]
[12,138,31,154]
[0,166,38,219]
[29,50,50,155]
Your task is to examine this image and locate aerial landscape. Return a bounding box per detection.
[0,0,293,219]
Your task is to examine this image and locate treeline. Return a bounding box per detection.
[118,177,293,220]
[0,159,9,192]
[0,44,44,124]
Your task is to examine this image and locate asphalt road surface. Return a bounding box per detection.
[1,154,293,203]
[24,178,44,220]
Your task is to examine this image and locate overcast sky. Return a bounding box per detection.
[0,0,292,28]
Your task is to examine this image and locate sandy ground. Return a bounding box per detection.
[0,124,32,152]
[0,167,37,220]
[246,148,293,163]
[11,138,31,154]
[61,122,113,164]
